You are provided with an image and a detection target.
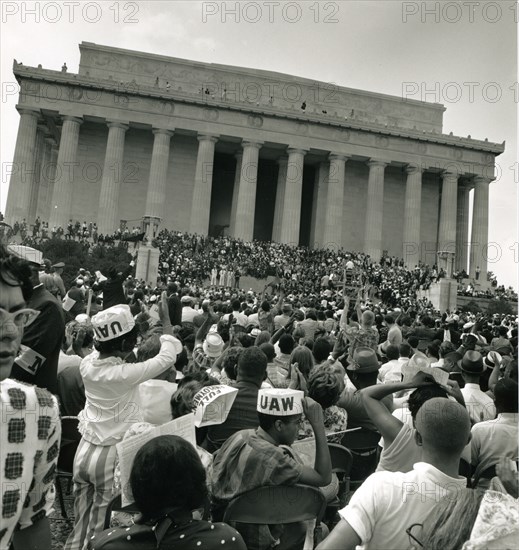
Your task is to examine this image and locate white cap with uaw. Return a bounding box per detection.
[257,388,304,416]
[91,304,135,341]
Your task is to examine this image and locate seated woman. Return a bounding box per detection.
[299,365,348,444]
[90,436,246,549]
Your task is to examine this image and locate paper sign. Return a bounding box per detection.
[95,270,107,282]
[116,413,196,506]
[291,437,316,466]
[193,385,238,427]
[62,294,76,312]
[402,363,449,386]
[16,345,46,375]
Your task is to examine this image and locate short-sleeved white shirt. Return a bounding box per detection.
[340,462,467,549]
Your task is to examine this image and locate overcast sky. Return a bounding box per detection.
[1,1,517,288]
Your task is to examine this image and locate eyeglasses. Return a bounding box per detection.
[0,308,40,329]
[406,523,423,548]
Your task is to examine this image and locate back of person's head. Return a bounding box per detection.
[260,300,270,312]
[167,282,177,294]
[232,299,240,311]
[399,342,412,359]
[108,267,118,279]
[313,338,332,363]
[289,345,314,380]
[494,378,518,413]
[385,344,399,361]
[407,336,419,349]
[254,330,271,346]
[308,367,345,409]
[498,325,509,337]
[279,333,295,355]
[415,397,471,455]
[384,315,395,325]
[421,315,435,328]
[237,346,267,382]
[427,340,441,360]
[259,343,275,362]
[220,346,243,381]
[421,488,484,550]
[306,309,317,321]
[408,385,449,420]
[130,435,206,522]
[362,310,375,327]
[137,333,161,362]
[439,341,456,358]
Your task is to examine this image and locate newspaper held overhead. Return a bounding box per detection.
[192,385,238,427]
[401,363,449,387]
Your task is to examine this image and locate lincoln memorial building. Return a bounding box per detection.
[5,42,504,280]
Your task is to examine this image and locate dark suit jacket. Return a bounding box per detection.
[433,328,461,346]
[11,285,65,394]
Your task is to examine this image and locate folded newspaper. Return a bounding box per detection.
[193,384,238,427]
[401,363,449,386]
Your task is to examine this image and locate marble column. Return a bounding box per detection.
[27,130,45,224]
[49,116,83,229]
[144,128,174,235]
[402,164,423,268]
[229,152,243,236]
[279,147,307,246]
[363,159,387,261]
[97,121,129,235]
[456,184,471,272]
[469,176,491,282]
[43,141,59,223]
[438,170,458,255]
[190,134,219,235]
[35,136,53,221]
[322,154,348,251]
[234,140,263,242]
[271,156,288,242]
[311,162,329,249]
[5,108,40,224]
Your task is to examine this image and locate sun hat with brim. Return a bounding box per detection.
[460,350,485,374]
[407,351,431,370]
[203,332,224,358]
[347,347,380,373]
[92,304,135,342]
[8,245,44,267]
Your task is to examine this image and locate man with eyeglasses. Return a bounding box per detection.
[8,245,65,395]
[316,396,470,550]
[0,243,61,550]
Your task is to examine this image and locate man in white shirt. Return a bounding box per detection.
[459,350,496,423]
[316,398,471,550]
[471,378,518,482]
[222,299,248,327]
[180,296,199,323]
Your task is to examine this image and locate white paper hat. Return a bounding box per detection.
[91,304,135,341]
[257,388,304,416]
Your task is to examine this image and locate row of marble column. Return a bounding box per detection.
[5,108,490,281]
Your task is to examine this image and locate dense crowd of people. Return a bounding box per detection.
[2,216,518,304]
[0,231,518,550]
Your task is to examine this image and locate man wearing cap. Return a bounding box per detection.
[39,258,59,296]
[211,389,332,550]
[317,399,470,550]
[460,350,496,423]
[64,279,86,321]
[64,298,182,549]
[51,261,67,300]
[8,245,65,395]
